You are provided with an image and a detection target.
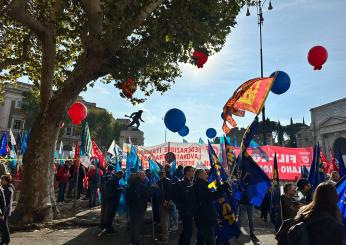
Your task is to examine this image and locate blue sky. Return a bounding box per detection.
[81,0,346,146]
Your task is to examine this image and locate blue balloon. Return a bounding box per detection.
[221,112,224,120]
[270,71,291,95]
[178,125,189,137]
[164,108,186,133]
[206,128,217,139]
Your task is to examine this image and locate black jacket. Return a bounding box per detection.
[127,178,149,214]
[303,211,344,245]
[158,177,172,205]
[0,188,5,216]
[194,179,223,227]
[3,184,14,216]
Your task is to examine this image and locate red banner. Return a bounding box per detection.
[237,146,313,181]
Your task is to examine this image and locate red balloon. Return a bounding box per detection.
[307,45,328,70]
[121,78,137,98]
[68,102,88,125]
[193,51,208,68]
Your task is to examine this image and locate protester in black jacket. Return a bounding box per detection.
[157,168,172,244]
[100,165,120,233]
[1,174,14,245]
[175,166,195,245]
[127,171,150,245]
[194,169,224,245]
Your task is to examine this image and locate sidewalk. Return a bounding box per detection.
[11,207,277,245]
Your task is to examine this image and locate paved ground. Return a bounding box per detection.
[11,207,276,245]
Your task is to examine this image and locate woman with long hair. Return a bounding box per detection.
[294,181,344,245]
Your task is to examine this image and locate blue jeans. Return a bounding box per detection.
[58,182,66,202]
[89,186,97,207]
[237,204,254,234]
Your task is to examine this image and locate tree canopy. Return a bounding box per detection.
[0,0,243,104]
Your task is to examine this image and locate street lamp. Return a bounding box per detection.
[246,0,273,145]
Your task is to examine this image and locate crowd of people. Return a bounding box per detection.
[51,157,345,245]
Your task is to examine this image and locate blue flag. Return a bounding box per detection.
[241,117,259,152]
[301,165,309,179]
[21,131,28,156]
[134,157,142,173]
[16,132,22,149]
[270,153,282,231]
[237,150,271,206]
[233,136,238,147]
[126,145,138,180]
[249,140,260,148]
[337,152,346,179]
[170,160,177,178]
[207,143,240,241]
[198,138,205,145]
[0,133,8,156]
[335,175,346,240]
[207,141,228,189]
[308,144,325,189]
[149,159,160,185]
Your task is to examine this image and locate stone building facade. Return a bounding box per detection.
[296,97,346,156]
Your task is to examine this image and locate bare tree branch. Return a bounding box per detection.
[0,34,30,70]
[6,0,47,38]
[107,0,163,53]
[80,0,103,50]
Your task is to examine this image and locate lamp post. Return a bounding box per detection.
[246,0,273,145]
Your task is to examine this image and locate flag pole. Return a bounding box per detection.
[73,155,80,208]
[151,195,156,240]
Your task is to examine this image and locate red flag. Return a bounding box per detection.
[330,148,339,171]
[74,143,80,168]
[92,141,106,169]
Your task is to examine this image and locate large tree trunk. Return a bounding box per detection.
[13,111,61,224]
[13,55,103,224]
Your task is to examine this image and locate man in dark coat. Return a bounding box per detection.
[194,169,224,245]
[174,166,195,245]
[127,171,149,245]
[157,168,172,244]
[100,165,121,233]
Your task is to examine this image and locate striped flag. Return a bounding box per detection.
[80,123,93,157]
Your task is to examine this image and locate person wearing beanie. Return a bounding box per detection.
[296,178,313,204]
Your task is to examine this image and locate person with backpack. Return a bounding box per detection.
[276,181,344,245]
[127,171,150,245]
[194,169,226,245]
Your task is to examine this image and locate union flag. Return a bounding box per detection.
[222,77,274,133]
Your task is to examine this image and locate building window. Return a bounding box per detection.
[66,127,72,136]
[15,100,22,109]
[13,120,22,130]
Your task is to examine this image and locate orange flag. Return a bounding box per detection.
[222,77,274,133]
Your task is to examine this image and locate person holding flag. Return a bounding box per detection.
[234,117,270,242]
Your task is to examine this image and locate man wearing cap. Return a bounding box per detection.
[296,178,313,205]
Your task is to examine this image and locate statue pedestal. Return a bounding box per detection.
[119,129,144,146]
